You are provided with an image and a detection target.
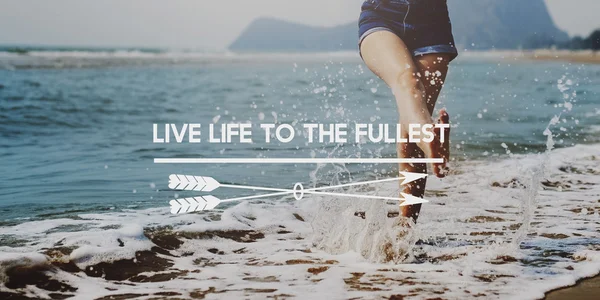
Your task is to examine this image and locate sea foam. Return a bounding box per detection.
[1,143,599,299]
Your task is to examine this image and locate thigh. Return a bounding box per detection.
[359,30,420,88]
[414,54,451,113]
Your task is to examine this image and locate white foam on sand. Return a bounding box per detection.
[68,224,152,268]
[1,143,599,299]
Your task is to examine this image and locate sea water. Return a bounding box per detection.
[0,50,599,299]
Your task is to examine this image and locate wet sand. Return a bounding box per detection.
[458,50,600,65]
[527,50,600,64]
[545,275,600,300]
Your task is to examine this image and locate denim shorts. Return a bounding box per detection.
[358,0,458,61]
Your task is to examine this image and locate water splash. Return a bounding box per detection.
[310,75,580,263]
[514,75,576,248]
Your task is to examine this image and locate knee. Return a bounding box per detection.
[392,69,423,92]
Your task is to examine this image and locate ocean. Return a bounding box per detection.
[0,48,599,299]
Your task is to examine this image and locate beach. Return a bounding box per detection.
[1,50,599,299]
[1,143,599,299]
[546,275,600,300]
[527,50,600,65]
[468,49,600,65]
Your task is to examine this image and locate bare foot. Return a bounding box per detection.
[417,109,450,178]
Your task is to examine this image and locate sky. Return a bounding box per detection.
[0,0,599,49]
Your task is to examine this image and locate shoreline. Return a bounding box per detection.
[2,48,600,71]
[458,49,600,64]
[526,50,600,64]
[545,274,600,300]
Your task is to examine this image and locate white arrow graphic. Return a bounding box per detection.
[168,193,427,214]
[167,172,430,214]
[399,193,429,207]
[399,171,428,185]
[168,174,220,192]
[169,172,426,193]
[169,195,220,214]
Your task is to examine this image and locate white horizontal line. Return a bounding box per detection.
[154,158,443,164]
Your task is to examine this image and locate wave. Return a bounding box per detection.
[0,45,166,55]
[0,47,541,71]
[0,47,364,70]
[0,46,358,59]
[0,143,599,299]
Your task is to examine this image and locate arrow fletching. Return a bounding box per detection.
[168,174,220,192]
[169,195,221,214]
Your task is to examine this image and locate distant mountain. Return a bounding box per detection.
[230,0,568,51]
[447,0,568,49]
[229,18,357,52]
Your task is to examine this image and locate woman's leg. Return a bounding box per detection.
[415,53,451,114]
[360,31,451,221]
[400,54,451,221]
[360,31,433,129]
[360,31,449,177]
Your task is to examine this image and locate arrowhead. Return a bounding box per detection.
[399,172,428,185]
[399,193,429,207]
[202,195,221,210]
[201,177,220,192]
